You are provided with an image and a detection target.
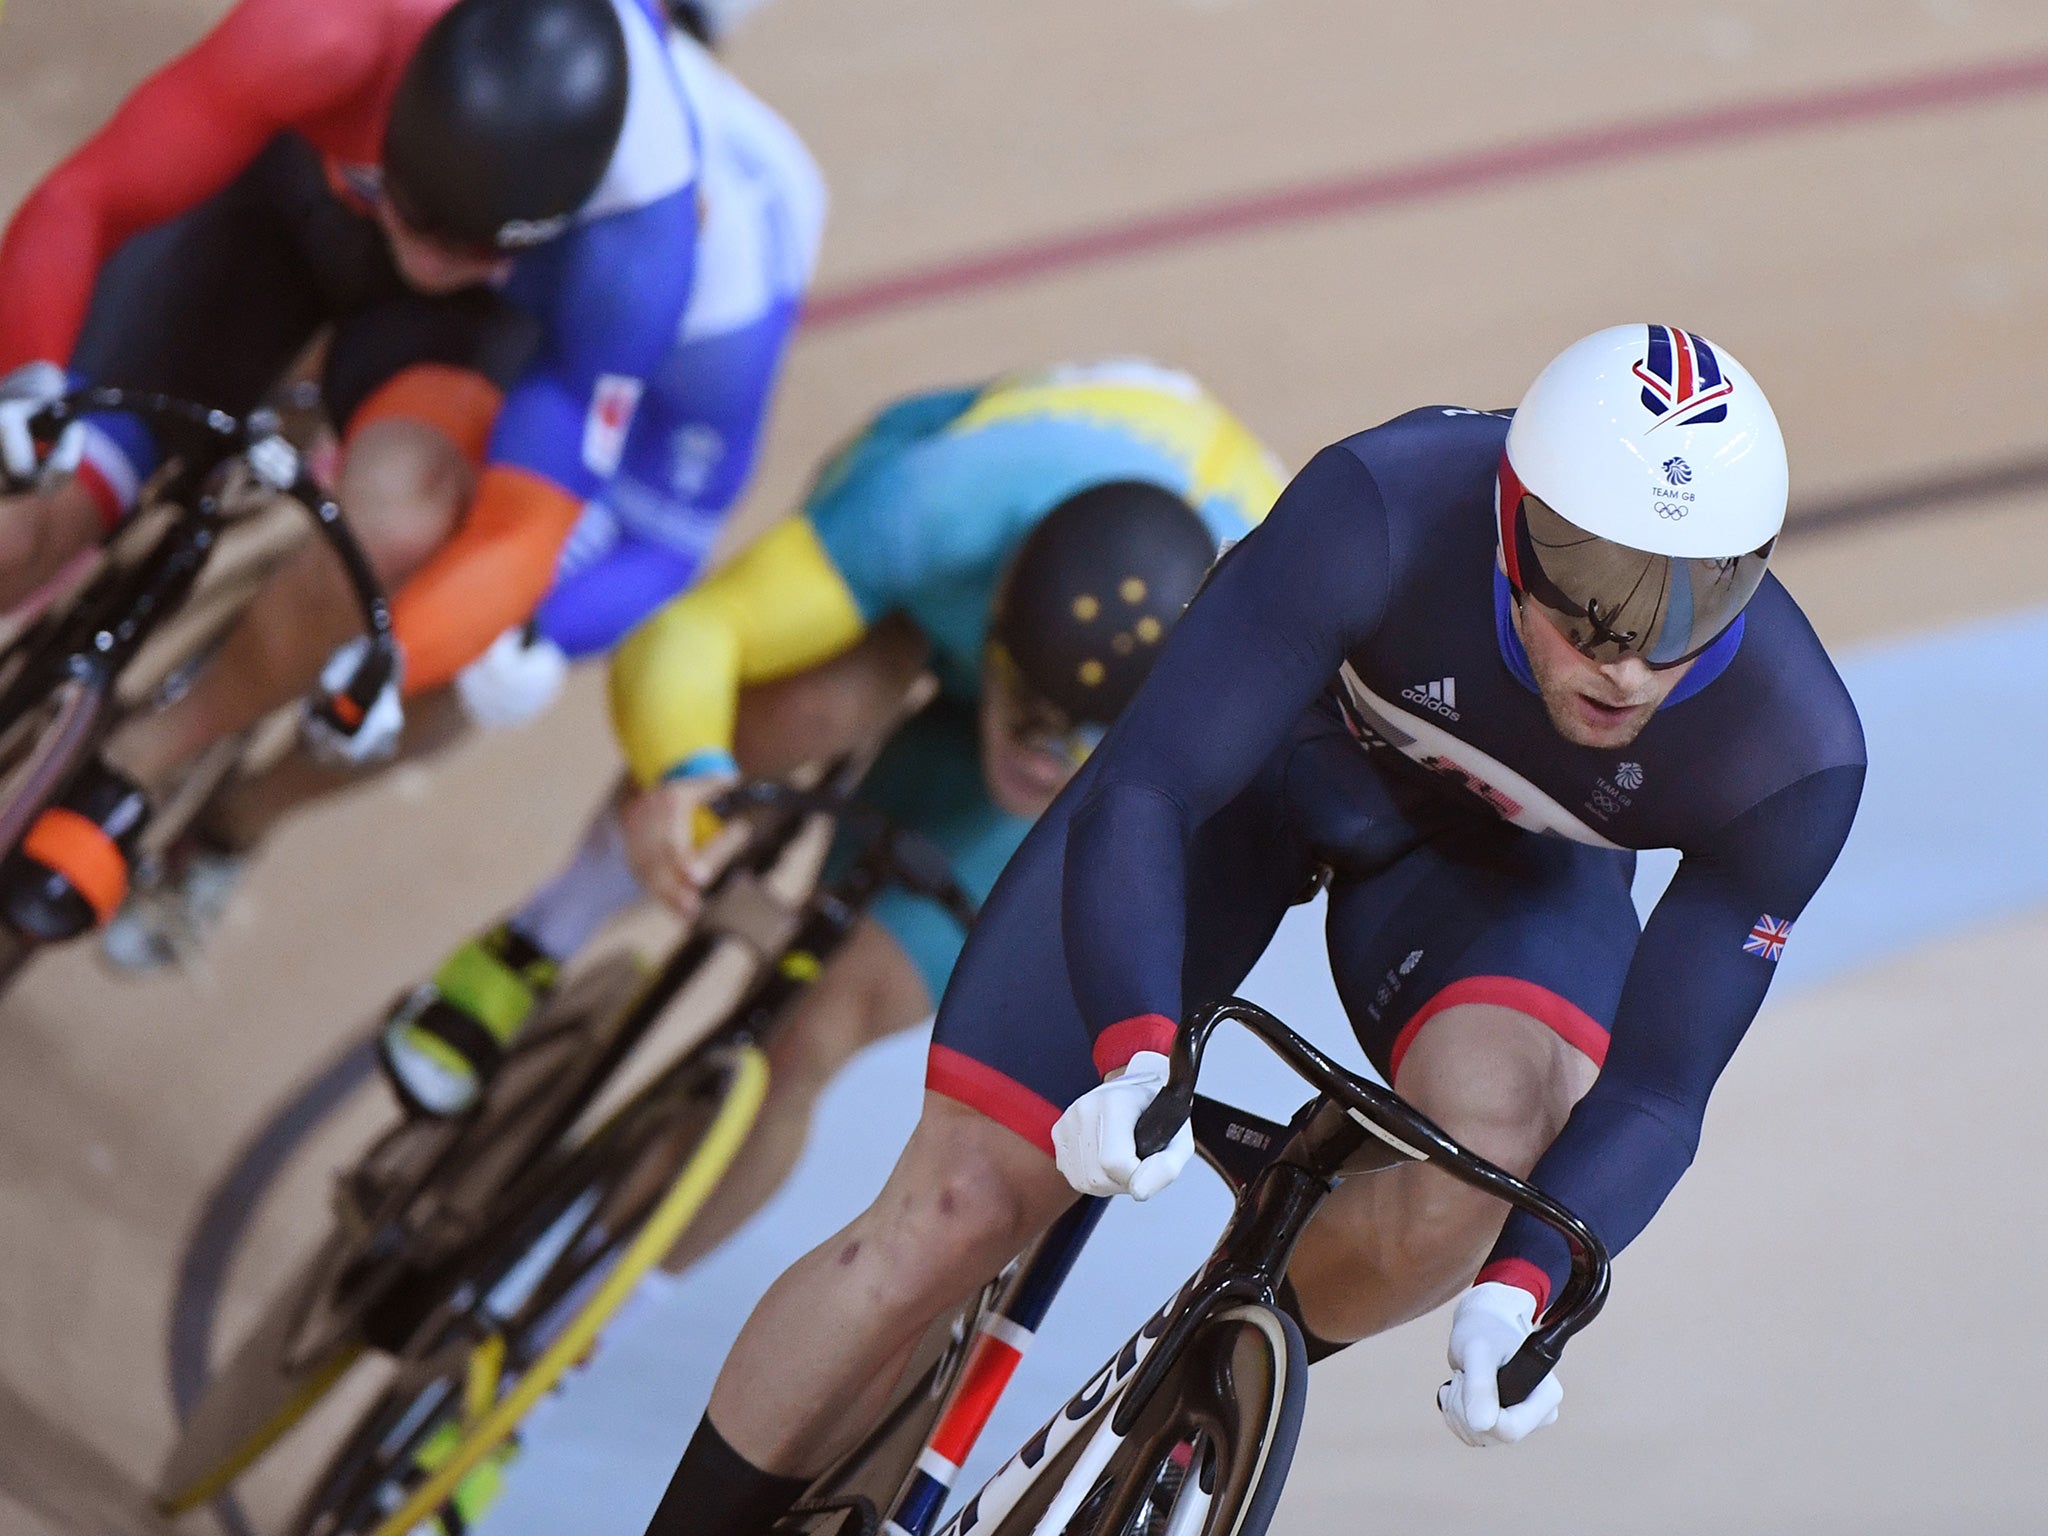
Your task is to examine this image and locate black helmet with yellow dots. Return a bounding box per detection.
[989,480,1218,729]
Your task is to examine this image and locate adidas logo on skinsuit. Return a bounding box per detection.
[1401,677,1460,720]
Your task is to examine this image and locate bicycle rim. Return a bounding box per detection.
[284,957,656,1367]
[969,1304,1303,1536]
[162,958,660,1512]
[155,1235,371,1514]
[289,1043,768,1536]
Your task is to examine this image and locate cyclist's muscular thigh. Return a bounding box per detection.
[100,403,482,785]
[764,921,933,1097]
[703,1091,1073,1475]
[1287,1001,1597,1342]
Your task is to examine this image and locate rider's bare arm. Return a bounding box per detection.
[731,615,931,779]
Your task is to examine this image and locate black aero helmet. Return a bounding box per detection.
[383,0,630,252]
[990,481,1219,727]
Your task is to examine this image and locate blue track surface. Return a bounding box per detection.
[479,604,2048,1535]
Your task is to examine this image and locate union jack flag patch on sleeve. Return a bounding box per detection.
[1743,915,1793,961]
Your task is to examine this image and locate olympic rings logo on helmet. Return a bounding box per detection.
[1499,325,1787,668]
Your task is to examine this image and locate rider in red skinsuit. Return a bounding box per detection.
[0,0,703,945]
[0,0,455,377]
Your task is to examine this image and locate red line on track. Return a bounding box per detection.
[805,53,2048,330]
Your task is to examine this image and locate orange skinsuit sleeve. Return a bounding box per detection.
[608,514,867,787]
[389,465,584,695]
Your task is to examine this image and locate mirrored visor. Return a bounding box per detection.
[1511,494,1773,667]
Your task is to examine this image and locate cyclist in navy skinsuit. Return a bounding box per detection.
[643,328,1867,1534]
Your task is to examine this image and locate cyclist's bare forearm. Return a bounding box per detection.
[732,615,929,780]
[0,481,104,613]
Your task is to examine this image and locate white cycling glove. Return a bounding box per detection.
[302,636,405,765]
[1437,1280,1563,1448]
[1051,1050,1194,1201]
[0,360,67,483]
[454,626,568,729]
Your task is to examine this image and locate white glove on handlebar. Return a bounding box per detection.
[455,627,568,729]
[1437,1281,1562,1447]
[0,361,67,482]
[302,636,405,766]
[1051,1050,1194,1201]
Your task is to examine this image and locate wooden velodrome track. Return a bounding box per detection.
[1,0,2046,1531]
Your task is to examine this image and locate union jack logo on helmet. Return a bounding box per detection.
[1633,325,1735,431]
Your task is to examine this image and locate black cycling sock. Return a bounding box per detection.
[645,1416,812,1536]
[1277,1277,1354,1365]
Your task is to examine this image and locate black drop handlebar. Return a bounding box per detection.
[1132,996,1609,1408]
[21,387,394,652]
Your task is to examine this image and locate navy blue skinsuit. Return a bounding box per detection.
[927,405,1866,1309]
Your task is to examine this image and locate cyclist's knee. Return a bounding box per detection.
[335,419,473,581]
[855,1097,1063,1307]
[1394,1000,1597,1163]
[1287,1003,1598,1339]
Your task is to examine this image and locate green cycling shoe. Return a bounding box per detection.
[401,1420,522,1534]
[378,924,559,1117]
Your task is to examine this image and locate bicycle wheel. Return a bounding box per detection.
[158,955,659,1511]
[965,1303,1305,1536]
[287,1042,768,1536]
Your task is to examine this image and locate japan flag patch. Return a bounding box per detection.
[581,374,644,478]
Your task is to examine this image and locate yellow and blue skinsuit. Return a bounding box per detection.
[609,360,1282,998]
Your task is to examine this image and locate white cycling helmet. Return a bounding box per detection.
[1499,324,1787,666]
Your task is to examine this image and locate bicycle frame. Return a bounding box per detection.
[855,1097,1293,1536]
[0,387,392,854]
[235,750,986,1534]
[884,996,1610,1536]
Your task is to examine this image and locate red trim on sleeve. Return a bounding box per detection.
[1476,1257,1552,1317]
[1387,974,1609,1082]
[1091,1014,1178,1077]
[925,1045,1061,1157]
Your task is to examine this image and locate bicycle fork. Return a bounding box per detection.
[883,1197,1108,1536]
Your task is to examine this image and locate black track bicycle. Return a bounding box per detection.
[0,386,394,981]
[774,997,1610,1536]
[158,728,981,1536]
